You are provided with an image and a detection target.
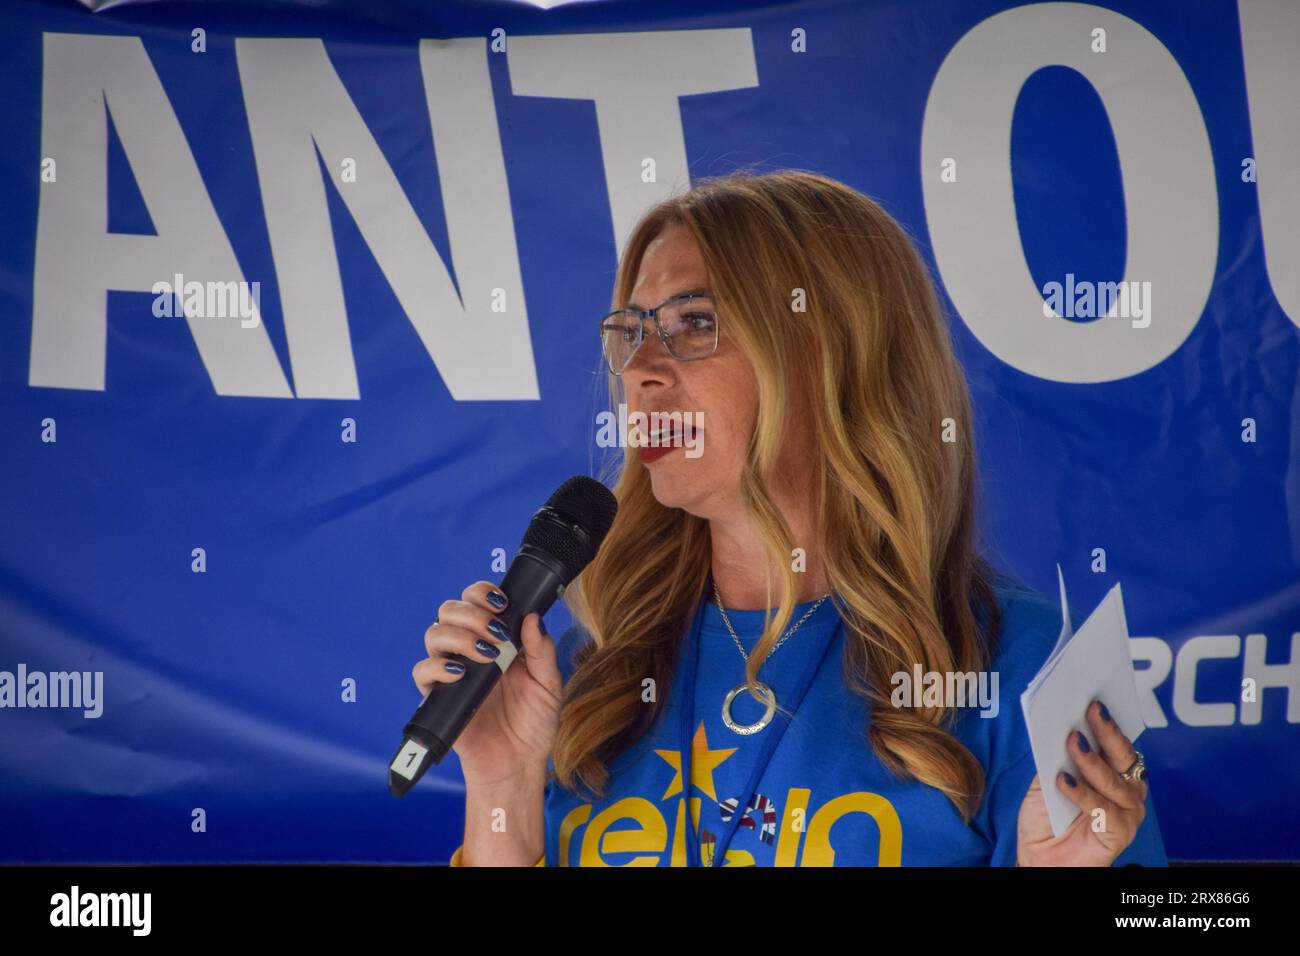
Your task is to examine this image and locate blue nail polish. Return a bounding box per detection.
[1077,733,1090,753]
[487,618,509,641]
[475,639,500,659]
[1099,702,1111,722]
[444,661,465,674]
[486,590,507,610]
[1063,771,1077,788]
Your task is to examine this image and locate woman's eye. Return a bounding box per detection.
[683,312,716,331]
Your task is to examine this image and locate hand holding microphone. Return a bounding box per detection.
[389,476,617,797]
[411,585,561,787]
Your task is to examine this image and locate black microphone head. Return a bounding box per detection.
[521,476,618,582]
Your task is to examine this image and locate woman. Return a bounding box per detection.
[415,170,1166,867]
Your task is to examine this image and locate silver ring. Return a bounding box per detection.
[1120,749,1146,782]
[722,681,776,735]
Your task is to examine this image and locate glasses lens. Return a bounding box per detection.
[600,311,642,373]
[660,295,718,360]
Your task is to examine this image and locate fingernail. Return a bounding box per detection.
[1063,771,1077,788]
[487,618,510,641]
[1077,732,1090,754]
[475,639,500,659]
[486,590,507,610]
[1098,701,1111,722]
[444,661,465,674]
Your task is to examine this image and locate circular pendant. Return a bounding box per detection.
[722,681,777,735]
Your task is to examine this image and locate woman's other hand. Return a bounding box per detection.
[1015,700,1148,866]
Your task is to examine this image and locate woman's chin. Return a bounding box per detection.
[647,471,716,517]
[647,472,694,510]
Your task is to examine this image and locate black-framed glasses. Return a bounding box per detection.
[598,293,720,375]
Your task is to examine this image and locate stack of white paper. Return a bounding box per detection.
[1019,565,1147,837]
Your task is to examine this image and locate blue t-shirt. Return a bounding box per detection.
[542,578,1167,866]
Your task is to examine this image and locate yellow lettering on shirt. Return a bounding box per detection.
[558,804,591,867]
[580,797,665,866]
[802,791,903,866]
[557,739,903,866]
[667,795,700,866]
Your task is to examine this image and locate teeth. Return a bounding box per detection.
[630,417,697,447]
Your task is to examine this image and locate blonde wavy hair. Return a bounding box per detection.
[555,169,1004,822]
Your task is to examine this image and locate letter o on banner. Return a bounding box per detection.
[921,2,1218,383]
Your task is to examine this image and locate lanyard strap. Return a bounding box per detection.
[678,577,843,867]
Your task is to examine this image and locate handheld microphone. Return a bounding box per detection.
[388,475,617,797]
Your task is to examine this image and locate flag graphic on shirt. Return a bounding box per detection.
[719,792,779,846]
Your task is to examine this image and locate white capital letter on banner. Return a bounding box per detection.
[506,29,758,259]
[238,38,537,400]
[31,33,291,396]
[921,3,1217,383]
[1239,0,1300,329]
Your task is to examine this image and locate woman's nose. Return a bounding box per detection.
[624,328,674,378]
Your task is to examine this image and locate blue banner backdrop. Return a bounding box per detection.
[0,0,1296,863]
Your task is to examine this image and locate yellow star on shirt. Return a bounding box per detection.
[655,721,736,801]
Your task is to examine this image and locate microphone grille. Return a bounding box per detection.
[522,476,618,581]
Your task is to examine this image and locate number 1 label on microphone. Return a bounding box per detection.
[390,738,429,781]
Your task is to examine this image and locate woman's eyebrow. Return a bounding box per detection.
[625,287,711,311]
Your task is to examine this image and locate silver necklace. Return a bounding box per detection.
[712,582,830,735]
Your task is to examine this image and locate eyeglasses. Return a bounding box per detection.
[598,293,720,376]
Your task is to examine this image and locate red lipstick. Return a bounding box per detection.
[637,419,700,465]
